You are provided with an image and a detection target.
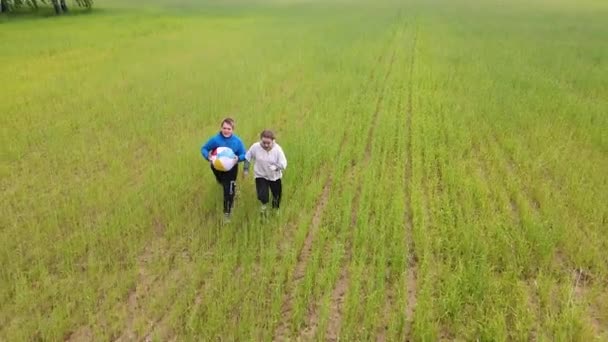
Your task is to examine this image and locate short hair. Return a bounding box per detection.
[260,129,275,140]
[221,117,235,128]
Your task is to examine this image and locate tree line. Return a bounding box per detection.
[0,0,93,15]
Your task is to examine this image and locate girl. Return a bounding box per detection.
[244,130,287,215]
[201,118,247,222]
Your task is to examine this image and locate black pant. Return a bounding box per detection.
[211,165,238,214]
[255,178,282,208]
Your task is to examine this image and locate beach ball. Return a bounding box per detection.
[210,147,237,171]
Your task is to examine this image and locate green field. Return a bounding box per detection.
[2,0,607,340]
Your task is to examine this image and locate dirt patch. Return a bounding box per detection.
[65,326,93,342]
[114,241,162,341]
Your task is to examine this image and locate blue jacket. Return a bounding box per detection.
[201,132,247,162]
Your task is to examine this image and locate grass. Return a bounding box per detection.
[1,0,607,340]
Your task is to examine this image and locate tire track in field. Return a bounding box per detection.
[276,137,346,342]
[111,199,219,340]
[403,22,418,342]
[484,112,606,338]
[471,137,543,340]
[415,78,451,340]
[571,268,607,338]
[273,175,333,341]
[133,209,238,340]
[105,218,168,342]
[376,87,405,342]
[471,128,529,228]
[274,90,370,342]
[275,23,401,340]
[517,61,605,196]
[274,62,374,342]
[484,130,565,281]
[326,23,400,342]
[64,193,213,341]
[485,130,541,216]
[142,264,216,341]
[469,134,543,340]
[377,21,417,342]
[116,245,158,342]
[114,227,205,342]
[489,126,600,246]
[475,131,547,339]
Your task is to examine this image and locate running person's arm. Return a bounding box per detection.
[244,144,256,174]
[236,138,247,162]
[201,136,218,161]
[274,145,287,171]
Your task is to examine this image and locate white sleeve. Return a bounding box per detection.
[246,144,255,162]
[277,146,287,170]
